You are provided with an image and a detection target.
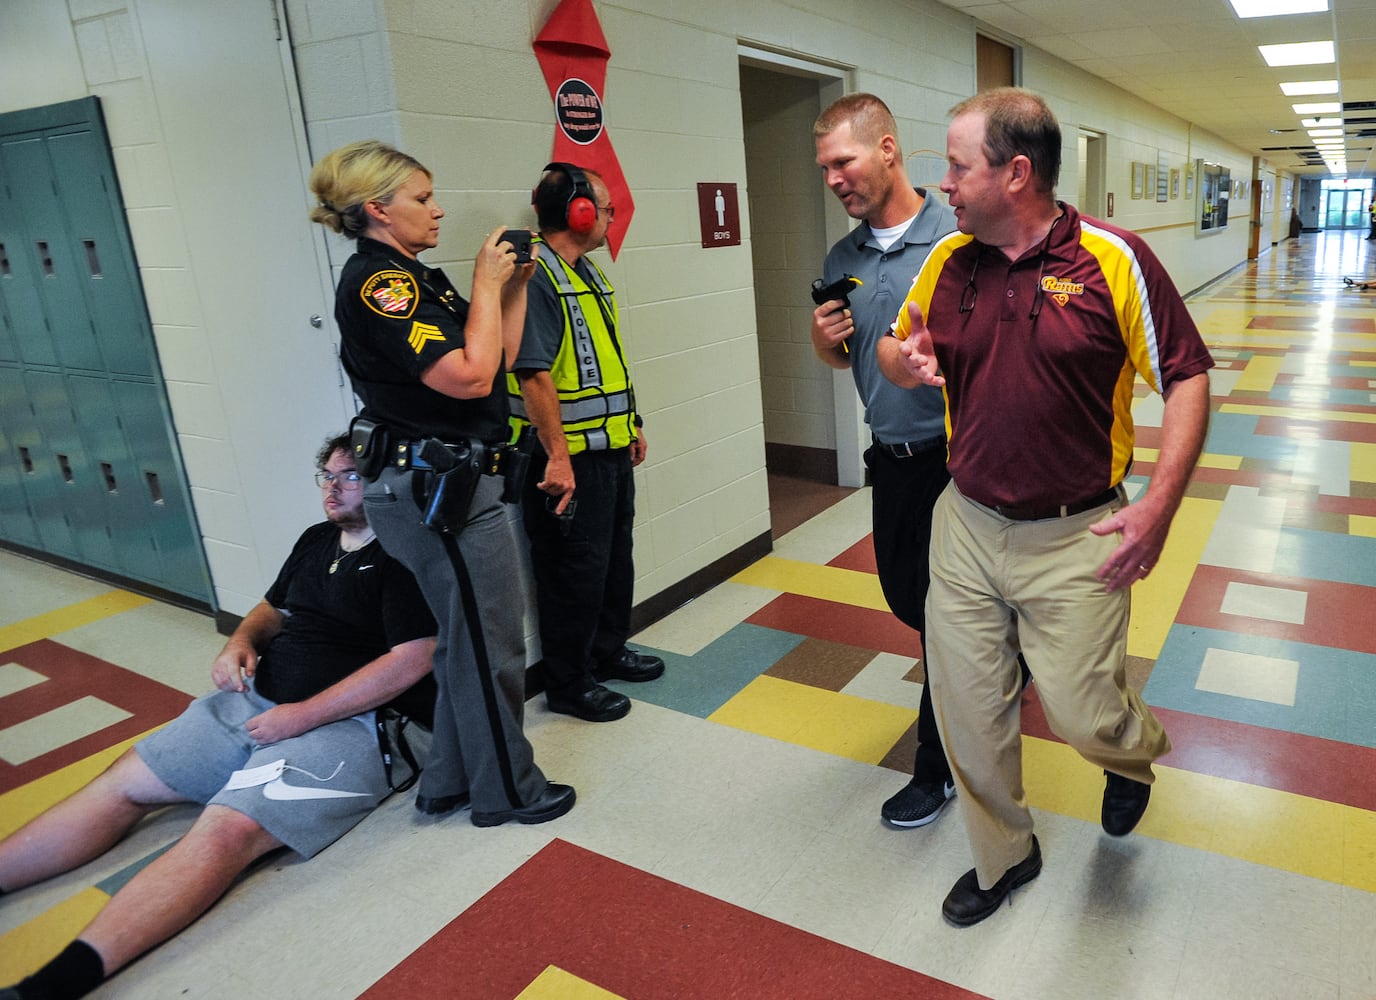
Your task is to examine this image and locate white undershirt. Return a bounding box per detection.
[870,213,917,251]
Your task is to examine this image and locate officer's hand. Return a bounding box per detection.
[810,300,853,355]
[476,227,517,288]
[539,454,576,514]
[630,426,647,467]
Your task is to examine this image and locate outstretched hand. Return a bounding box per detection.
[895,301,945,387]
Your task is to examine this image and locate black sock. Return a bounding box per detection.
[15,940,105,999]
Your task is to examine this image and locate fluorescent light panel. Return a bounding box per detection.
[1229,0,1327,15]
[1300,118,1341,128]
[1259,41,1335,66]
[1281,80,1338,95]
[1292,102,1340,114]
[1308,128,1343,137]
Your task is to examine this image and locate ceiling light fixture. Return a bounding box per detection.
[1280,80,1339,96]
[1300,118,1341,128]
[1307,128,1343,137]
[1228,0,1327,15]
[1259,41,1335,67]
[1292,102,1341,115]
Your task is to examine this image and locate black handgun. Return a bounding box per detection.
[810,274,863,309]
[811,274,864,353]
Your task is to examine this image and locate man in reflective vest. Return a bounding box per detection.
[510,163,664,723]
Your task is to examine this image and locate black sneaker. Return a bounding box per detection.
[880,779,956,828]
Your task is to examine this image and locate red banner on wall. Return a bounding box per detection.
[533,0,634,259]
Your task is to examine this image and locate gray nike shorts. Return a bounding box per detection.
[135,686,389,858]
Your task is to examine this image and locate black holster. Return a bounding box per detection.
[501,426,536,505]
[419,438,482,534]
[349,416,391,481]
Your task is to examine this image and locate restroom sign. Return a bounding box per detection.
[697,182,740,248]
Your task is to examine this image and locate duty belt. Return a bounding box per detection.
[391,439,510,476]
[991,485,1122,522]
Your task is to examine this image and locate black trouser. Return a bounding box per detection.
[523,445,635,697]
[866,440,953,786]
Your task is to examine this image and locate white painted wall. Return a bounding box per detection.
[0,0,352,616]
[0,0,1284,619]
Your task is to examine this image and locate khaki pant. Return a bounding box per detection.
[925,483,1171,888]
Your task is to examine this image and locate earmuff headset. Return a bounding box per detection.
[541,162,597,234]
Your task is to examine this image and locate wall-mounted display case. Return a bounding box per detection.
[1198,159,1230,234]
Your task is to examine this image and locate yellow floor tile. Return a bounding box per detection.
[0,887,109,982]
[730,556,889,612]
[0,591,151,653]
[708,675,916,765]
[1128,496,1220,660]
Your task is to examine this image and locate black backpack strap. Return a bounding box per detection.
[375,709,423,793]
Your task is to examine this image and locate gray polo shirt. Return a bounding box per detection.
[821,188,956,446]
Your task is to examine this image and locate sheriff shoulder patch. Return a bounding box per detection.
[361,270,419,319]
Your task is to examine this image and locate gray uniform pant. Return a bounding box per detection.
[364,469,547,813]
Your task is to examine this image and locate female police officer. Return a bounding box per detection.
[309,141,573,826]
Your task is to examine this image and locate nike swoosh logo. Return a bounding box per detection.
[358,564,375,571]
[262,777,371,800]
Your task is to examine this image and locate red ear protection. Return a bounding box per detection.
[544,162,597,234]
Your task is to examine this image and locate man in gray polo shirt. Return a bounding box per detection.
[812,93,1025,828]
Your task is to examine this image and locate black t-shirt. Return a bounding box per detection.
[254,522,437,717]
[336,237,509,442]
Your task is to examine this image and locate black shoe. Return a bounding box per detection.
[472,782,576,827]
[547,684,631,722]
[595,647,666,683]
[1102,770,1151,836]
[415,791,471,816]
[941,836,1042,927]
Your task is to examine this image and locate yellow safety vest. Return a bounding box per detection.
[509,248,637,454]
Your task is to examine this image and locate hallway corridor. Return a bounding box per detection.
[2,230,1376,998]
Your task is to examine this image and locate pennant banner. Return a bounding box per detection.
[533,0,634,258]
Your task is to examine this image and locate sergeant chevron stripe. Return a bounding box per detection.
[408,321,445,353]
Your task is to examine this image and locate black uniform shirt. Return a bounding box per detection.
[336,237,508,442]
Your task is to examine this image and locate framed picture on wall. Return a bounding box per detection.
[1156,151,1170,202]
[1185,164,1194,200]
[1170,169,1180,199]
[1145,164,1156,198]
[1131,161,1145,199]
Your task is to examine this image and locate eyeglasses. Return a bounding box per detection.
[958,251,981,314]
[315,470,362,490]
[958,210,1065,321]
[597,203,615,220]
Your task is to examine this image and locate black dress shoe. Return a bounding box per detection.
[1102,770,1151,836]
[942,836,1042,927]
[547,684,631,722]
[415,791,471,816]
[595,647,666,683]
[472,782,576,827]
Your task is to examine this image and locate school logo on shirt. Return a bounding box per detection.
[361,270,419,318]
[1040,274,1084,308]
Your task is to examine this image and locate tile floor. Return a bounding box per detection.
[2,230,1376,998]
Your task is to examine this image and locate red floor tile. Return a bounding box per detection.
[0,640,192,794]
[361,839,985,1000]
